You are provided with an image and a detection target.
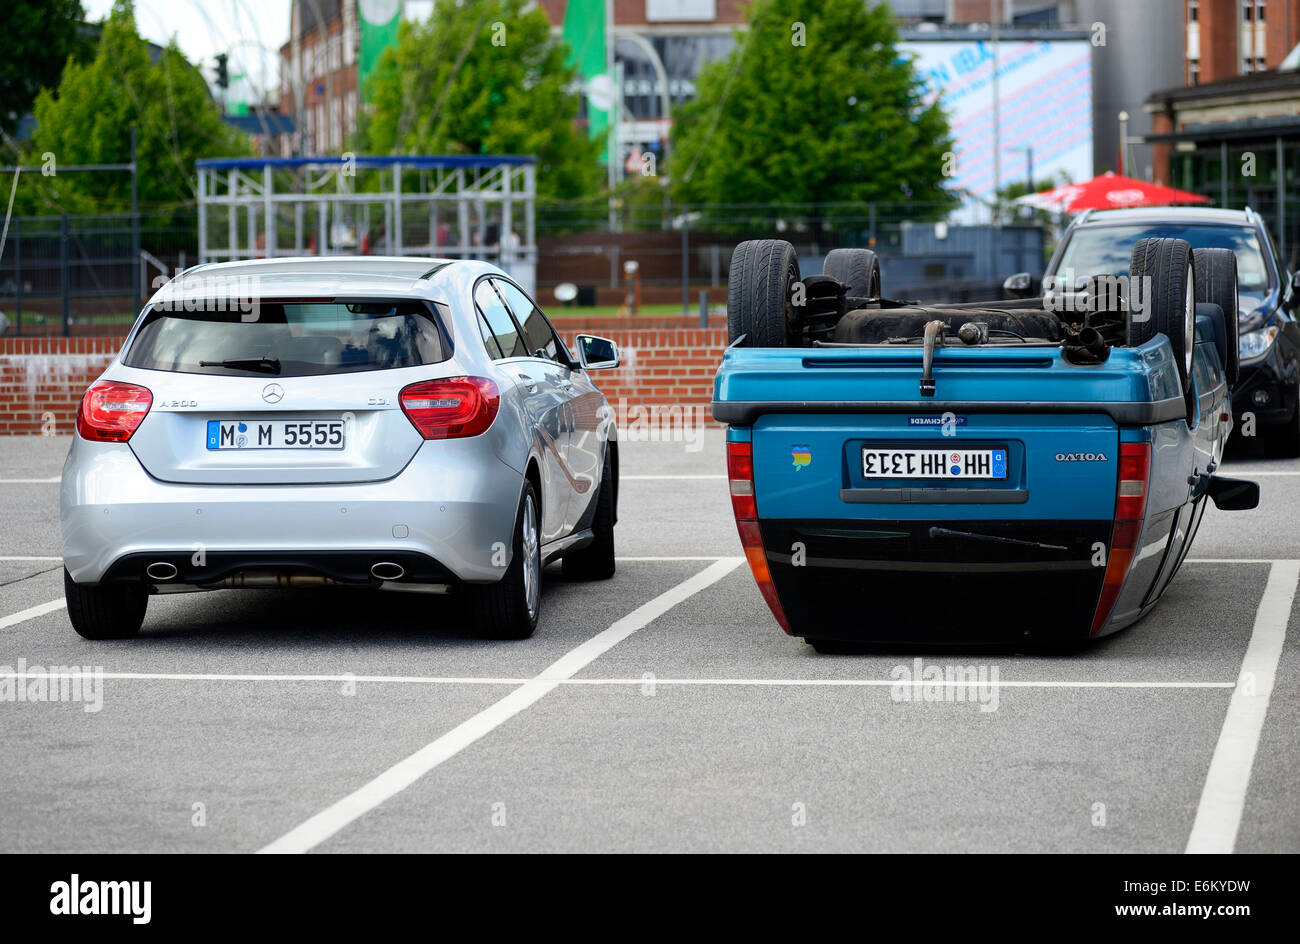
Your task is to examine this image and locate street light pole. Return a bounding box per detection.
[1118,110,1129,176]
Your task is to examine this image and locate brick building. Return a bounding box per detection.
[277,0,361,156]
[1186,0,1300,84]
[1141,2,1300,259]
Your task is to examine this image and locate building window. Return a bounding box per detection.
[1189,60,1200,84]
[1189,0,1198,22]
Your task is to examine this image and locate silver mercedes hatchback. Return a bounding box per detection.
[60,256,621,641]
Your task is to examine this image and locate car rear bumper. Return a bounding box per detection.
[759,518,1110,643]
[60,436,523,585]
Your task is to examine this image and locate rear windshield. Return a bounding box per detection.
[124,301,448,377]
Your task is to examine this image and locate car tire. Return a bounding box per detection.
[823,248,882,298]
[64,568,147,640]
[1128,237,1196,396]
[470,482,541,640]
[727,239,801,347]
[1193,247,1240,386]
[562,449,616,580]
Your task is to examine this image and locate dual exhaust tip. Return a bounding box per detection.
[144,560,407,582]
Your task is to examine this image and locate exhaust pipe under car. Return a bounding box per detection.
[370,561,406,581]
[145,561,178,581]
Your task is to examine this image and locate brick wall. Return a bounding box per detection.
[0,338,121,435]
[560,326,728,411]
[0,326,729,435]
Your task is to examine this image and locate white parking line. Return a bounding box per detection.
[0,671,1234,689]
[1186,558,1279,564]
[621,474,725,480]
[0,477,59,484]
[0,599,67,630]
[616,555,730,562]
[257,556,745,854]
[1216,469,1300,477]
[0,557,61,562]
[1185,559,1300,854]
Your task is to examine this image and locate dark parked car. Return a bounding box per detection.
[1008,207,1300,455]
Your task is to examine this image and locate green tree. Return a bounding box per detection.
[0,0,91,136]
[15,0,247,220]
[358,0,601,199]
[671,0,957,219]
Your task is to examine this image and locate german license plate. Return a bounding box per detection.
[206,420,345,450]
[861,446,1007,480]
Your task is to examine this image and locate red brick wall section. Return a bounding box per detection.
[561,327,728,418]
[0,329,730,435]
[0,338,121,436]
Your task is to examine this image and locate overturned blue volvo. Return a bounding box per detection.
[713,238,1259,649]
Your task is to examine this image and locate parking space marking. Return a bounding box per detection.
[616,555,729,562]
[621,474,726,480]
[0,477,59,484]
[0,672,1235,689]
[0,599,67,631]
[257,557,745,854]
[0,557,61,562]
[1186,559,1300,854]
[1185,558,1278,564]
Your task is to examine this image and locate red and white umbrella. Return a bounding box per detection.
[1014,171,1211,213]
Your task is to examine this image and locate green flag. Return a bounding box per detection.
[359,0,403,102]
[561,0,612,157]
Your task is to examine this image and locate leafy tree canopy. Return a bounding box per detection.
[671,0,957,217]
[15,0,248,220]
[0,0,91,136]
[358,0,601,199]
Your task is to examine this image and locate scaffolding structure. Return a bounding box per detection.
[195,155,538,290]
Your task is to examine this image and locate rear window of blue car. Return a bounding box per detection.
[124,301,449,377]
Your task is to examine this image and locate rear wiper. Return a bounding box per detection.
[198,356,281,374]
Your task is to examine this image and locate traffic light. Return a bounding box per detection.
[215,54,229,90]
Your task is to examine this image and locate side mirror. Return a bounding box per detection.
[1207,475,1260,511]
[1287,271,1300,311]
[1003,272,1032,298]
[575,334,620,370]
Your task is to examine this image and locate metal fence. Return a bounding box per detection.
[0,215,195,336]
[535,200,1049,306]
[0,203,1050,335]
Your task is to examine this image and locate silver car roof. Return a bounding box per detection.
[149,256,507,305]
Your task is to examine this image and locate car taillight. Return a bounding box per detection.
[399,376,499,439]
[727,440,792,634]
[76,380,153,443]
[1090,441,1150,636]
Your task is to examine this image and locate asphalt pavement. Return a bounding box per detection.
[1,430,1297,853]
